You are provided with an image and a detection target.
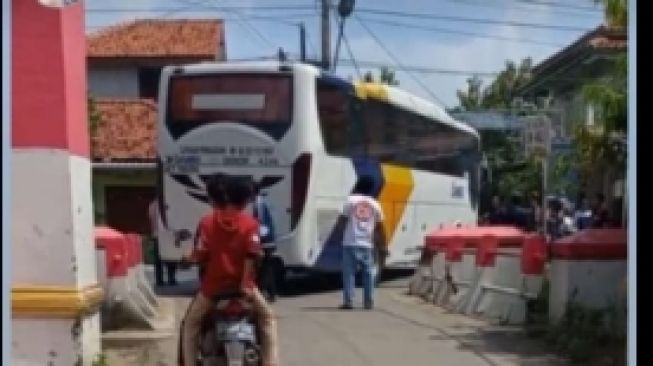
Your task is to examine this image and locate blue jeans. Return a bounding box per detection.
[342,245,375,306]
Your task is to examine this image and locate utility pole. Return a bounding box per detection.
[321,0,331,70]
[332,0,355,71]
[299,22,306,62]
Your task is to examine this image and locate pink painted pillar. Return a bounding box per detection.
[11,1,102,365]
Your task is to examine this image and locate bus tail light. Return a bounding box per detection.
[291,153,312,229]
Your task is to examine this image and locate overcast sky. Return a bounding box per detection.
[85,0,604,107]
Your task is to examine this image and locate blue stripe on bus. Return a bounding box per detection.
[319,73,355,93]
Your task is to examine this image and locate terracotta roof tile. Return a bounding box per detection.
[87,19,224,59]
[516,25,627,95]
[92,99,158,161]
[533,25,627,75]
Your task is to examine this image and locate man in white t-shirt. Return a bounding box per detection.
[337,176,386,310]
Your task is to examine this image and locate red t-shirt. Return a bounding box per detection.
[193,209,262,298]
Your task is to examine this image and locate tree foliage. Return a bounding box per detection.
[594,0,627,29]
[88,95,102,137]
[456,58,539,205]
[362,66,399,85]
[456,58,533,112]
[566,51,627,189]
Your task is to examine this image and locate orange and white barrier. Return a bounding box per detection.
[95,227,169,330]
[464,234,546,324]
[419,226,547,324]
[124,233,159,308]
[548,229,627,323]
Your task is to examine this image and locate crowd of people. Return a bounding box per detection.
[480,192,615,240]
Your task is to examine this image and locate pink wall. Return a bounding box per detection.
[12,1,89,158]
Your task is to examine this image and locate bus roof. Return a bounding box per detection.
[352,81,478,138]
[164,61,479,139]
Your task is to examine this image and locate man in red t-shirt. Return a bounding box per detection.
[181,177,279,366]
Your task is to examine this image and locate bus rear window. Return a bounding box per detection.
[166,74,292,138]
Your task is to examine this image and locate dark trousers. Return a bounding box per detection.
[258,248,277,301]
[152,238,178,286]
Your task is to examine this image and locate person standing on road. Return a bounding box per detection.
[148,198,178,286]
[337,175,387,310]
[252,183,278,303]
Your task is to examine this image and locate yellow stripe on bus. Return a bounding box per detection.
[354,82,389,101]
[378,165,414,243]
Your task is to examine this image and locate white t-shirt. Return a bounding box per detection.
[341,194,384,248]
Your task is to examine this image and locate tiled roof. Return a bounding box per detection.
[92,99,158,162]
[532,25,627,75]
[87,19,224,59]
[516,25,626,95]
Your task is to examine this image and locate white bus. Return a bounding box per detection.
[155,61,480,278]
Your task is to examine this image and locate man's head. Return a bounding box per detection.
[353,176,375,196]
[206,174,228,208]
[224,176,254,209]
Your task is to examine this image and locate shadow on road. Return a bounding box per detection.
[150,267,414,299]
[281,269,414,297]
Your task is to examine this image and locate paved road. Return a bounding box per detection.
[105,269,565,366]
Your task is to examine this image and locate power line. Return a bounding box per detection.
[85,15,316,31]
[342,32,362,79]
[173,0,276,49]
[354,16,446,105]
[86,5,315,12]
[356,7,590,32]
[359,17,567,47]
[304,27,319,58]
[507,0,601,12]
[446,0,601,17]
[338,59,499,77]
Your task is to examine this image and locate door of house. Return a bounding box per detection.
[105,186,156,235]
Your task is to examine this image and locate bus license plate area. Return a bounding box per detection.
[170,155,200,173]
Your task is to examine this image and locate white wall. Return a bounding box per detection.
[88,65,139,98]
[12,149,97,287]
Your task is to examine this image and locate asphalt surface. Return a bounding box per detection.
[103,267,566,366]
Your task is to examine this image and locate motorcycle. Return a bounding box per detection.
[198,290,261,366]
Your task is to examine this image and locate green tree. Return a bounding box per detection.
[362,67,399,85]
[456,58,532,111]
[379,66,399,85]
[594,0,627,29]
[455,58,538,207]
[571,53,627,190]
[547,0,627,206]
[481,58,533,110]
[456,75,483,111]
[88,96,102,138]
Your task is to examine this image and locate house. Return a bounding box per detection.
[516,25,626,139]
[88,19,226,234]
[516,25,627,221]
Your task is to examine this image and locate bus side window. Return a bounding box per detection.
[348,98,366,158]
[316,80,365,159]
